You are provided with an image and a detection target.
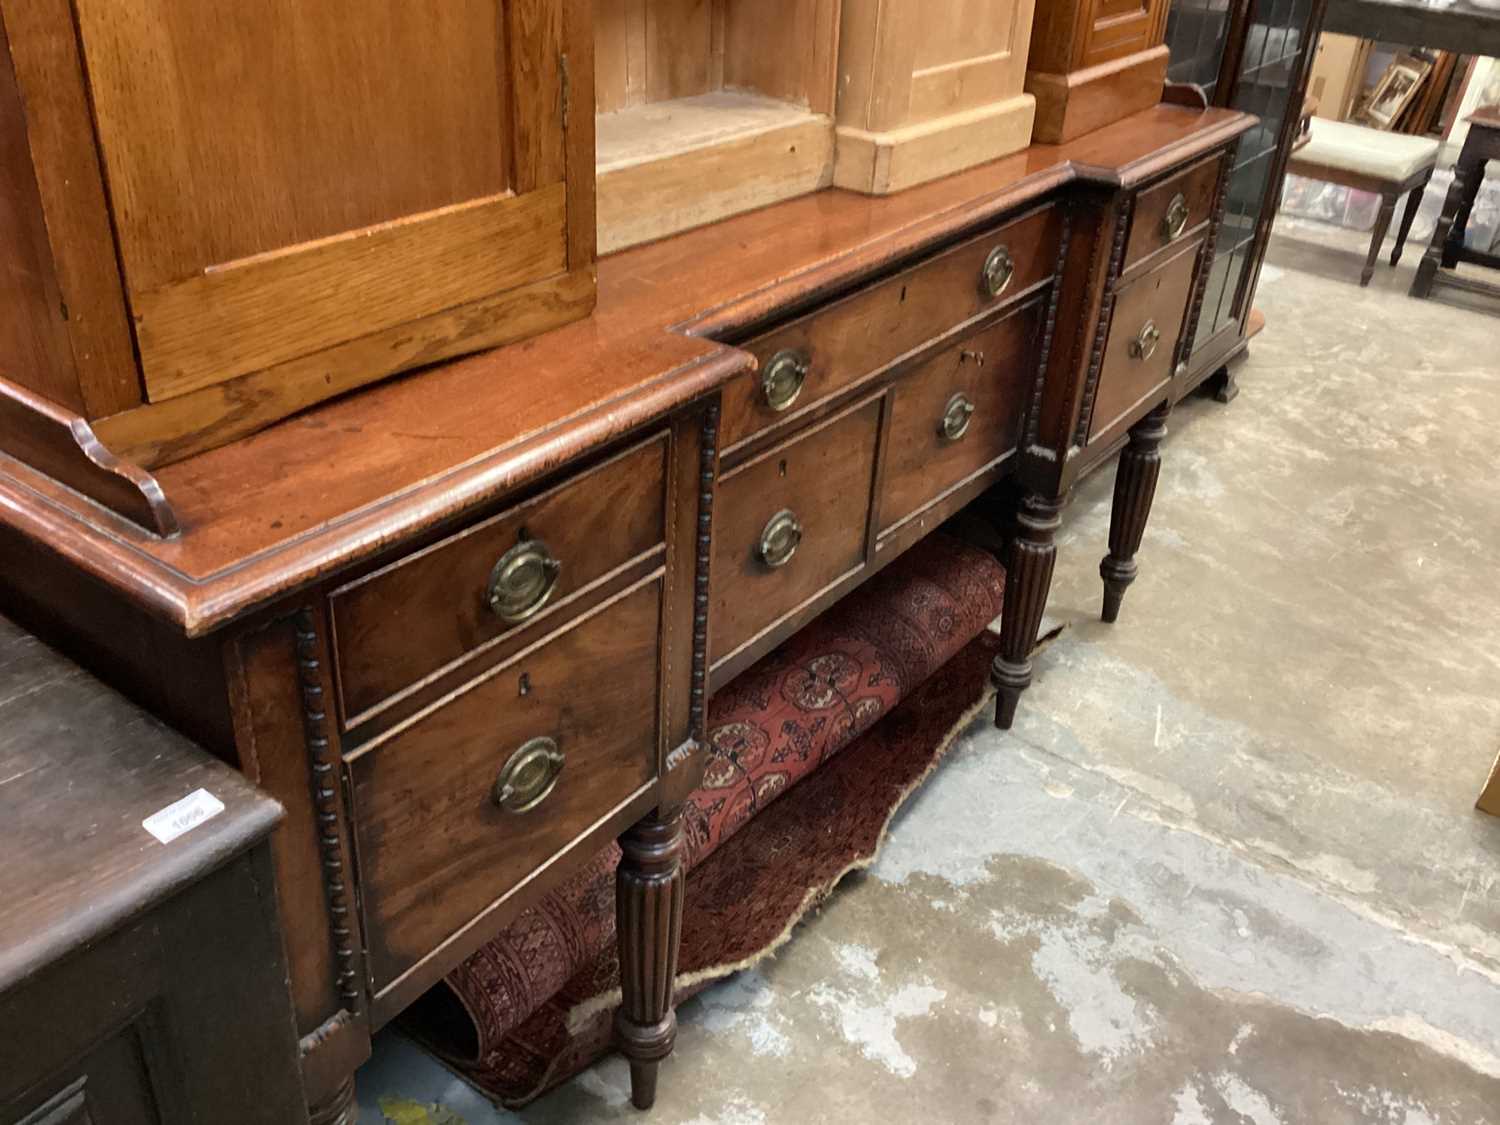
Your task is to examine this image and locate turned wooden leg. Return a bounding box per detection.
[992,493,1064,730]
[1361,193,1396,287]
[1390,177,1427,267]
[1444,158,1484,268]
[308,1078,357,1125]
[1100,400,1170,624]
[1412,158,1475,298]
[616,807,686,1110]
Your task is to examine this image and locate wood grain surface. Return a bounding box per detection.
[329,433,667,725]
[0,613,281,991]
[349,580,661,991]
[724,202,1059,455]
[711,395,882,666]
[0,106,1253,636]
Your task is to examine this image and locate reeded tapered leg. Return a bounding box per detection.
[1391,178,1427,267]
[993,493,1064,730]
[308,1078,357,1125]
[1100,400,1170,623]
[616,807,686,1110]
[1361,194,1395,287]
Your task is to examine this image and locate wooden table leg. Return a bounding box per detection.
[1443,157,1485,269]
[1100,400,1170,623]
[1412,156,1478,298]
[615,806,687,1110]
[993,492,1064,730]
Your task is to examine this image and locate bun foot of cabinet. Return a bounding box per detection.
[308,1079,358,1125]
[1204,363,1241,404]
[993,494,1065,730]
[1100,401,1169,623]
[615,809,688,1110]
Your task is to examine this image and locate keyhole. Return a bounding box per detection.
[778,459,788,478]
[899,285,908,303]
[518,672,531,697]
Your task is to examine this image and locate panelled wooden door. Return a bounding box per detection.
[908,0,1032,123]
[1084,0,1169,67]
[67,0,588,406]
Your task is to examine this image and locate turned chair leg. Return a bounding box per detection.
[307,1078,357,1125]
[1361,193,1396,287]
[616,807,687,1110]
[1390,176,1428,267]
[1100,400,1170,623]
[993,493,1064,730]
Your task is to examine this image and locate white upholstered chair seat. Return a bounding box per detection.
[1299,118,1441,183]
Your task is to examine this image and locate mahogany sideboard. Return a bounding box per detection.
[0,104,1250,1121]
[0,614,308,1125]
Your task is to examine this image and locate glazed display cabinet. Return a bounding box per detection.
[1163,0,1327,398]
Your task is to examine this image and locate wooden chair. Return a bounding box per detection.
[1287,117,1441,286]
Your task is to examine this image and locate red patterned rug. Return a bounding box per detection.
[403,533,1004,1107]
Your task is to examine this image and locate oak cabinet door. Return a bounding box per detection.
[67,0,594,407]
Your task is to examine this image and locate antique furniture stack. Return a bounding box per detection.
[0,1,1251,1119]
[1162,0,1327,399]
[0,615,307,1124]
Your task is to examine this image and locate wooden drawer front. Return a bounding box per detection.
[879,305,1040,536]
[350,582,661,993]
[721,205,1061,453]
[711,397,882,666]
[1125,156,1221,272]
[331,437,667,725]
[1089,246,1199,441]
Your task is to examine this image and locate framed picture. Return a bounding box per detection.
[1362,54,1432,129]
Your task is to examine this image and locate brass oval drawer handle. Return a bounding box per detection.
[1161,193,1190,242]
[980,245,1015,298]
[762,350,809,413]
[486,538,562,624]
[939,393,976,441]
[493,736,565,813]
[757,509,803,569]
[1129,320,1162,361]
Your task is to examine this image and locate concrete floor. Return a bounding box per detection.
[357,218,1500,1124]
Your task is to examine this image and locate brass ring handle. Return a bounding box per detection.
[757,509,802,569]
[486,538,562,624]
[493,736,565,813]
[762,350,810,413]
[1129,320,1162,361]
[1161,193,1190,242]
[939,393,976,441]
[980,245,1015,298]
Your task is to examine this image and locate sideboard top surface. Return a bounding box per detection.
[0,105,1252,636]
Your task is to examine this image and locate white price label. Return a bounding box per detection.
[142,788,225,844]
